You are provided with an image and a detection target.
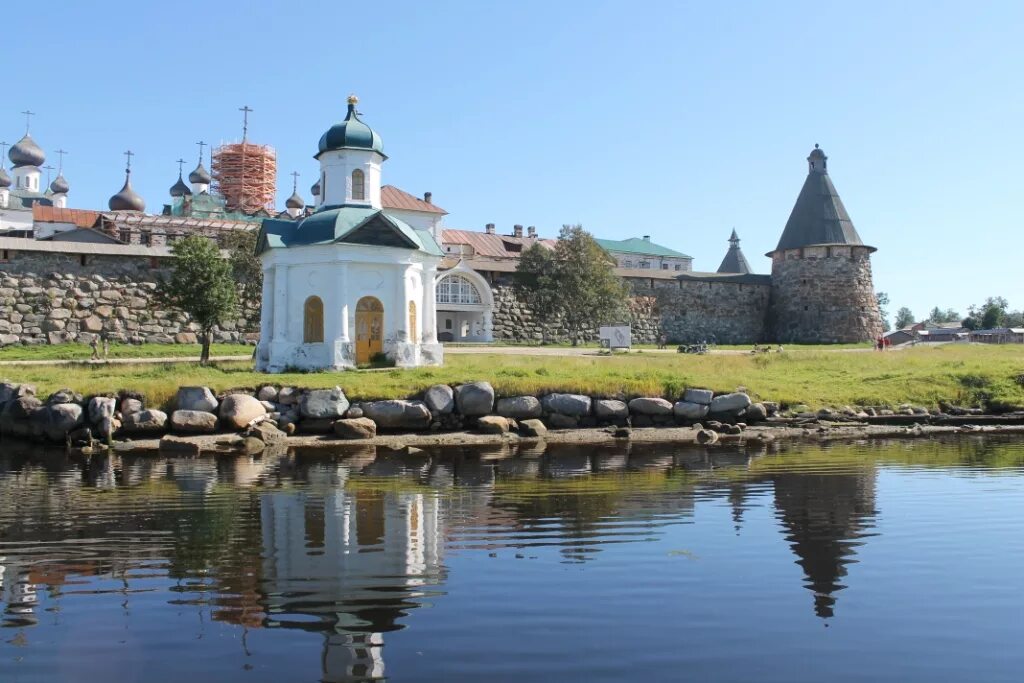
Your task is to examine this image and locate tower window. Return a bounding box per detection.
[352,169,365,201]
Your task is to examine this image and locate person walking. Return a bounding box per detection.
[89,335,100,361]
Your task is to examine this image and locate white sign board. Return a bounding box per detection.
[599,325,632,350]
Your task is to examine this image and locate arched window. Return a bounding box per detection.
[351,169,365,200]
[408,301,417,341]
[436,274,483,305]
[623,260,633,268]
[303,296,324,343]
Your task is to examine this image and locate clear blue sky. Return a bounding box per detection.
[3,0,1021,320]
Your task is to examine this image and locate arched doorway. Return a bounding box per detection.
[435,269,495,343]
[355,296,384,364]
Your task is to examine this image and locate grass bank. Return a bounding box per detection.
[0,342,252,362]
[2,344,1022,412]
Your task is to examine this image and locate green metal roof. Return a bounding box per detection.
[595,237,691,259]
[258,206,442,256]
[316,101,386,159]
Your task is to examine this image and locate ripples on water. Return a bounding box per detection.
[1,436,1024,682]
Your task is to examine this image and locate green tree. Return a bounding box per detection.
[223,230,263,330]
[894,306,915,329]
[158,236,237,365]
[515,241,560,344]
[875,291,891,332]
[515,225,630,346]
[966,297,1009,330]
[927,306,961,324]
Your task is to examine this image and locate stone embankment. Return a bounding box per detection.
[1,379,1021,456]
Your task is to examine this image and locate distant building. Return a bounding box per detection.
[969,328,1024,344]
[594,235,692,272]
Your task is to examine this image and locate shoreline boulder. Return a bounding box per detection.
[496,396,542,419]
[683,388,714,405]
[454,382,494,416]
[219,394,267,430]
[171,409,218,434]
[709,392,752,415]
[300,386,350,419]
[176,386,218,413]
[424,384,455,414]
[333,417,377,440]
[628,397,674,416]
[361,400,431,430]
[674,401,710,420]
[542,393,591,417]
[594,399,628,421]
[122,409,168,434]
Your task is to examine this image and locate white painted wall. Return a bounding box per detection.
[256,241,443,371]
[384,207,443,242]
[318,148,383,209]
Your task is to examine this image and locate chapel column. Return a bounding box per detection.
[482,308,493,343]
[272,264,290,342]
[338,262,350,342]
[259,266,274,344]
[424,266,439,343]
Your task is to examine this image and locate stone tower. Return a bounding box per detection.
[767,145,883,343]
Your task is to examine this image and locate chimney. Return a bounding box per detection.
[424,191,432,204]
[513,224,523,238]
[527,226,536,238]
[485,223,495,235]
[643,235,651,241]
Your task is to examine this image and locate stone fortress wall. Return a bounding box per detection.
[0,251,253,346]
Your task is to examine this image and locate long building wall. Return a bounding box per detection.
[0,251,253,346]
[635,277,772,344]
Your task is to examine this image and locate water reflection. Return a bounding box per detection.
[1,437,1023,681]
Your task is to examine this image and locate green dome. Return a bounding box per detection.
[316,96,386,159]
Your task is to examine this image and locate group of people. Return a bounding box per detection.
[875,336,892,350]
[89,334,110,361]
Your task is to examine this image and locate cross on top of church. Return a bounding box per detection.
[239,105,253,141]
[196,140,206,163]
[290,170,300,192]
[20,110,35,133]
[55,149,68,172]
[176,158,186,175]
[124,150,134,172]
[43,164,54,184]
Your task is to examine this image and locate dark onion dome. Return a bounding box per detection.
[189,161,212,185]
[808,143,827,160]
[50,173,70,194]
[311,179,321,196]
[170,173,192,197]
[9,133,45,168]
[0,166,11,189]
[316,95,386,159]
[285,190,305,209]
[109,172,146,212]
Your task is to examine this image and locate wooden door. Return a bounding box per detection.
[356,297,384,364]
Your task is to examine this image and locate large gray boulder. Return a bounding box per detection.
[0,381,20,404]
[496,396,542,419]
[88,396,117,423]
[628,397,674,416]
[683,388,714,405]
[120,398,144,416]
[673,401,710,420]
[0,395,43,437]
[333,417,377,440]
[46,388,81,405]
[542,393,591,417]
[424,384,455,414]
[361,400,431,430]
[744,403,768,423]
[594,399,628,420]
[40,403,84,441]
[709,392,752,414]
[122,409,168,434]
[219,394,267,430]
[519,418,548,437]
[257,385,279,402]
[300,387,350,419]
[454,382,495,416]
[176,386,218,413]
[171,409,219,434]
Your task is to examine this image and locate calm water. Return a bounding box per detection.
[1,437,1023,682]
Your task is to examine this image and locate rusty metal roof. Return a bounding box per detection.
[99,211,256,232]
[381,185,447,214]
[442,229,556,258]
[32,205,100,228]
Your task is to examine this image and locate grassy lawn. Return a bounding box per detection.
[0,343,252,362]
[1,344,1021,412]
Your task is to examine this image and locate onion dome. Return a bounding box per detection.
[0,167,11,189]
[109,171,146,212]
[50,173,69,194]
[189,161,212,185]
[311,179,321,196]
[9,133,45,168]
[286,190,305,210]
[170,173,192,197]
[316,95,386,159]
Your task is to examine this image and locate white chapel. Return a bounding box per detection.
[255,96,444,372]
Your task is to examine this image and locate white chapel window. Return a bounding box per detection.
[623,260,632,268]
[352,169,365,200]
[437,274,483,305]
